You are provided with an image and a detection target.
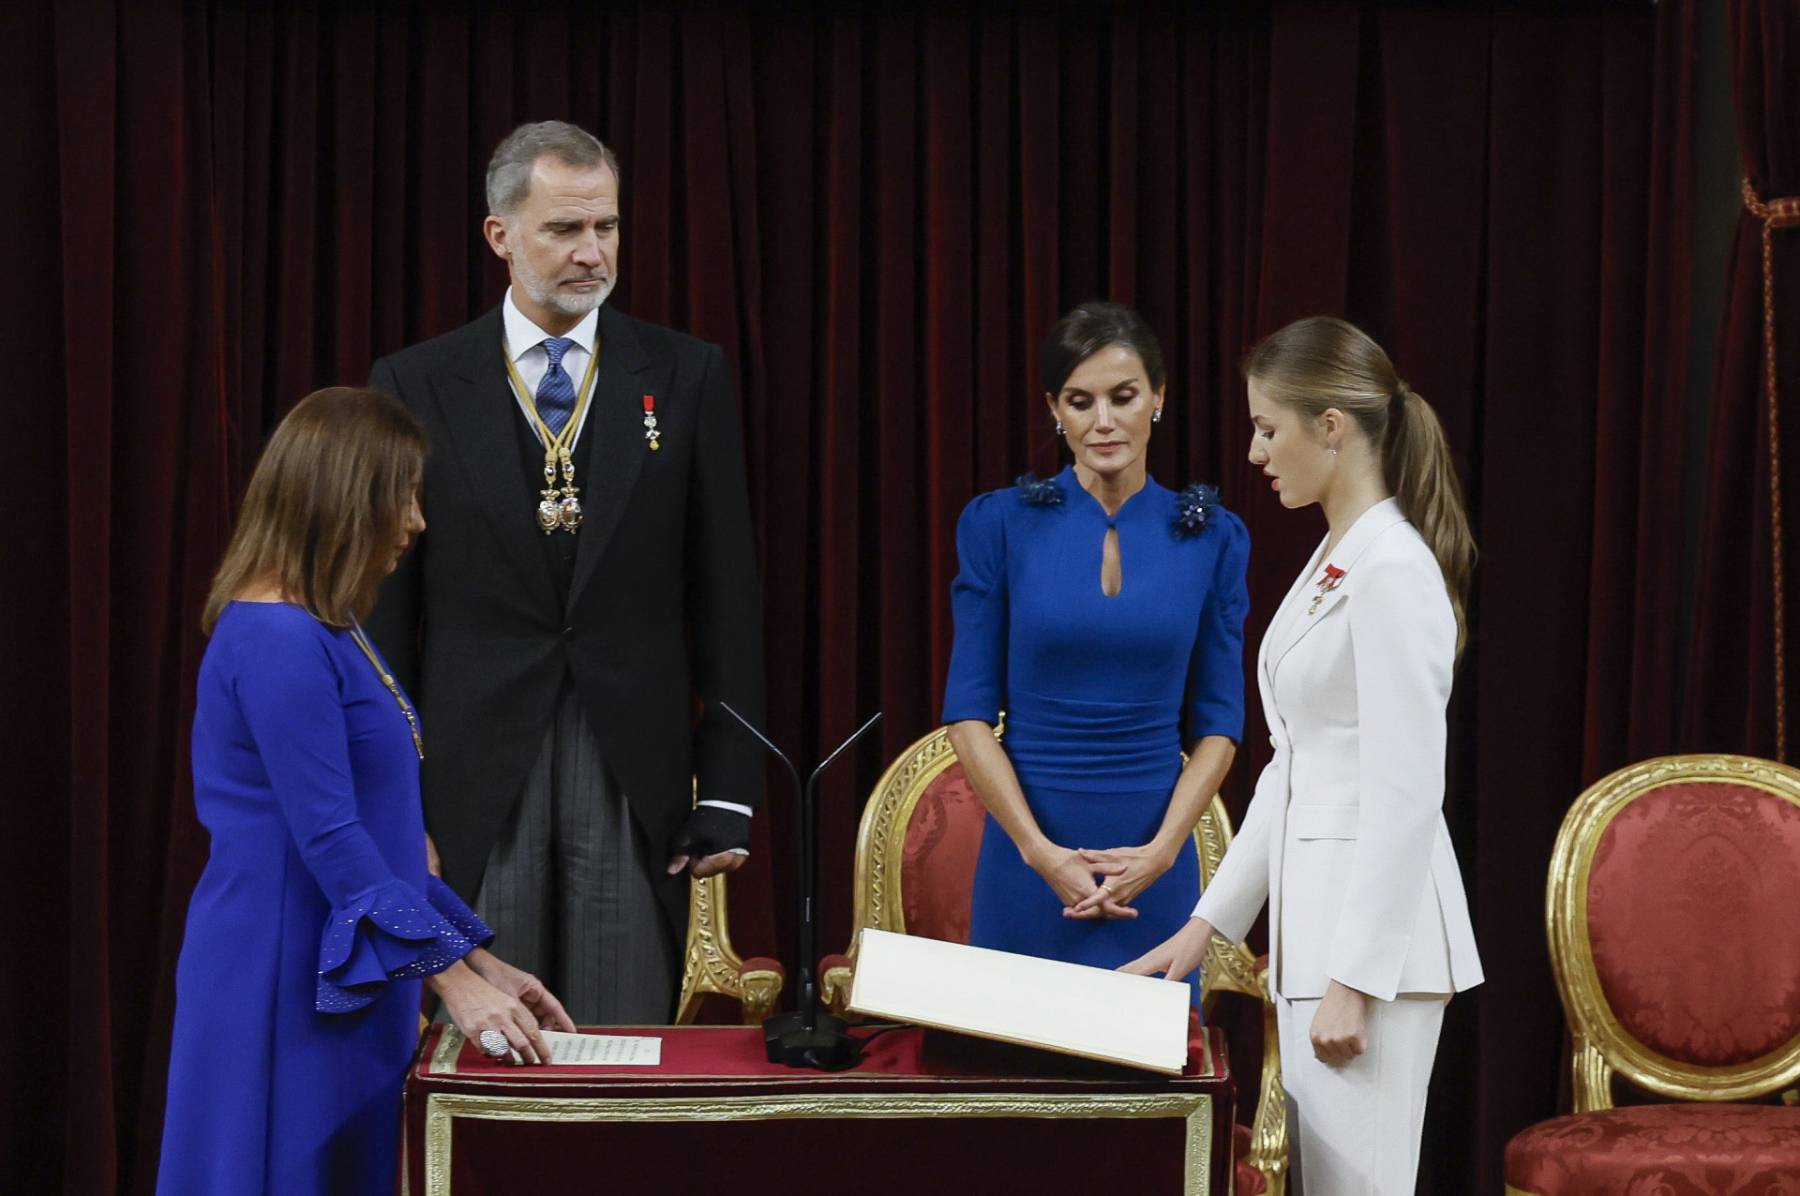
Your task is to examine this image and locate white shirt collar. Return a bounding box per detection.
[502,288,600,362]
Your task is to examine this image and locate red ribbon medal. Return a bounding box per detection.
[1307,564,1346,616]
[643,394,661,451]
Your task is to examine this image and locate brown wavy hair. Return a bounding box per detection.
[1244,317,1476,654]
[202,387,427,633]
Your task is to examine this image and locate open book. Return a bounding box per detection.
[845,928,1192,1075]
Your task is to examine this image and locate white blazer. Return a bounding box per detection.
[1195,499,1483,1001]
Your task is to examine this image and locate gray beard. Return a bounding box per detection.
[513,254,615,319]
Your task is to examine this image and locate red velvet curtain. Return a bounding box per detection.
[1685,1,1800,761]
[2,3,1707,1192]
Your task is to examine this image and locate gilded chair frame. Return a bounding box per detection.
[673,782,785,1025]
[674,869,785,1024]
[820,726,964,1008]
[1547,753,1800,1111]
[821,725,1289,1196]
[1196,791,1290,1196]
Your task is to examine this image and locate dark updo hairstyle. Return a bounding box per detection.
[1040,301,1168,397]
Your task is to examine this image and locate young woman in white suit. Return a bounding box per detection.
[1123,316,1483,1195]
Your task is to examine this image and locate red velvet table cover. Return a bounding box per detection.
[403,1021,1236,1195]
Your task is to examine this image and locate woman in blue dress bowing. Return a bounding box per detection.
[943,302,1249,998]
[158,387,576,1196]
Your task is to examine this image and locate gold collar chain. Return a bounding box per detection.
[502,341,600,534]
[348,621,424,760]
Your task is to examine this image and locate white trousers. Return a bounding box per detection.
[1275,993,1447,1196]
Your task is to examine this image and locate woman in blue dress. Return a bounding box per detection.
[943,302,1249,998]
[158,387,576,1196]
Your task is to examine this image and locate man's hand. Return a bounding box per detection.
[668,851,748,879]
[667,806,751,877]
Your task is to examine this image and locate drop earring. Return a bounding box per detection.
[1055,419,1066,437]
[1152,408,1163,424]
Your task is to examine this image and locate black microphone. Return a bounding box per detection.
[717,702,881,1070]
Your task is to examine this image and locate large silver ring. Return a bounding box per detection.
[478,1029,510,1058]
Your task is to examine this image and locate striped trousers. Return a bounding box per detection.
[468,686,679,1025]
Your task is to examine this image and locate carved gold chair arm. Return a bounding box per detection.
[1198,930,1289,1195]
[1203,934,1265,1001]
[674,869,787,1026]
[820,955,856,1019]
[734,961,785,1026]
[1243,957,1290,1196]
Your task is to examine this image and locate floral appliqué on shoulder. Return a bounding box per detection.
[1173,483,1220,538]
[1015,473,1065,507]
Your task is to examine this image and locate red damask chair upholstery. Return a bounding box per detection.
[818,725,1289,1196]
[1504,755,1800,1196]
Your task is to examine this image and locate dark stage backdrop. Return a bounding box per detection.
[1686,1,1800,761]
[14,1,1788,1193]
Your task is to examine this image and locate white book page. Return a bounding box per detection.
[537,1031,663,1066]
[846,928,1190,1074]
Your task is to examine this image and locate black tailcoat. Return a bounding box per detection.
[366,303,765,931]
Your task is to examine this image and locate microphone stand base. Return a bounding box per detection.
[763,1011,864,1071]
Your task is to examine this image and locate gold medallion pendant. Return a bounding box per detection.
[556,450,583,532]
[504,339,600,535]
[537,458,564,533]
[536,496,563,533]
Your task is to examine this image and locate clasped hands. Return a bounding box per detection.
[1029,841,1174,920]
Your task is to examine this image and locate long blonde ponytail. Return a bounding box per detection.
[1383,383,1475,653]
[1245,317,1476,654]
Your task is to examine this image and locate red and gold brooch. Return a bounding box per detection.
[1307,564,1346,616]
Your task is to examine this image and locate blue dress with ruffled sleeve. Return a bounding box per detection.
[942,466,1249,1000]
[157,602,491,1195]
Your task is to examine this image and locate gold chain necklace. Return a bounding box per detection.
[347,621,424,761]
[503,340,600,534]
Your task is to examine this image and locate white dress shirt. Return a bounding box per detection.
[502,289,600,448]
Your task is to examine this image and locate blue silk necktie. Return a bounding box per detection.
[537,337,577,436]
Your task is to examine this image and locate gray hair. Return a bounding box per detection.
[485,121,621,217]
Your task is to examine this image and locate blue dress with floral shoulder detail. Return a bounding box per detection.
[941,466,1249,1001]
[158,602,493,1196]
